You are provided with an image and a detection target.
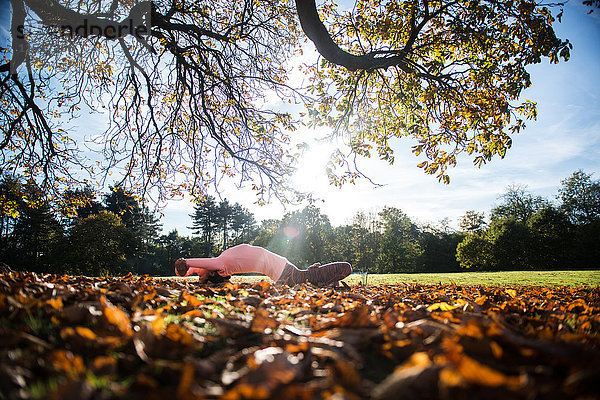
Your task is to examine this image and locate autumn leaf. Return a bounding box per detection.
[251,307,279,333]
[427,302,460,312]
[100,295,133,336]
[1,271,599,400]
[47,350,85,376]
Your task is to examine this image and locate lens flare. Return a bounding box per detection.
[283,226,299,239]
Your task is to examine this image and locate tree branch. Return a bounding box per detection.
[10,0,28,72]
[22,0,151,40]
[295,0,413,72]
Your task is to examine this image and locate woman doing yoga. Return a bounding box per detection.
[175,244,352,287]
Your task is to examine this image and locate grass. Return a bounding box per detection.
[342,270,600,286]
[208,270,600,287]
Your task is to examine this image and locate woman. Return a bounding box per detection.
[175,244,352,286]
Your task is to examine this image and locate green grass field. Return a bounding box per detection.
[221,270,600,286]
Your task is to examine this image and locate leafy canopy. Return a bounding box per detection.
[304,0,571,184]
[2,0,302,203]
[0,0,576,203]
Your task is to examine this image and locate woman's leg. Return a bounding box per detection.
[276,262,352,287]
[275,262,303,285]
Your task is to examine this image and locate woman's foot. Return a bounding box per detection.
[277,262,352,287]
[306,262,352,286]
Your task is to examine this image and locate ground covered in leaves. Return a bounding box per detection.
[1,272,599,399]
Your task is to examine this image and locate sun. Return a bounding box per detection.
[291,136,339,192]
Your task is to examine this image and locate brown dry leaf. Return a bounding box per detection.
[208,317,251,337]
[59,302,103,324]
[177,362,198,400]
[143,291,157,302]
[327,305,375,329]
[456,355,523,388]
[455,320,485,339]
[401,352,433,370]
[567,299,592,314]
[108,281,132,294]
[2,272,600,400]
[329,358,363,393]
[100,295,133,336]
[251,281,271,292]
[222,347,308,400]
[439,367,466,388]
[47,349,85,376]
[60,326,98,346]
[7,294,38,309]
[372,354,439,400]
[490,340,503,359]
[475,295,489,306]
[90,355,118,376]
[443,337,523,389]
[165,323,196,347]
[251,307,279,333]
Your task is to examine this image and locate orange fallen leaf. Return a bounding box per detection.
[91,355,118,376]
[45,297,63,310]
[47,349,85,376]
[177,362,197,400]
[251,308,279,333]
[100,295,133,336]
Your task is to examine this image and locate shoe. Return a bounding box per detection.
[175,258,189,276]
[306,262,352,287]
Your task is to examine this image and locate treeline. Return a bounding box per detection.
[457,170,600,270]
[1,170,599,276]
[190,197,463,274]
[0,175,462,275]
[0,179,161,276]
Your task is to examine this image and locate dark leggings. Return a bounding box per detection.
[276,262,352,286]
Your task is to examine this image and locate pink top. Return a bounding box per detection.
[183,244,288,281]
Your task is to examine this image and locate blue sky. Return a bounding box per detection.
[0,0,9,43]
[2,1,599,234]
